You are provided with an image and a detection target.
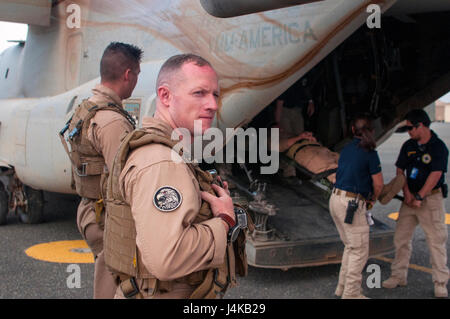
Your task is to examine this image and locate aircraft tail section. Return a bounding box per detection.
[0,0,51,26]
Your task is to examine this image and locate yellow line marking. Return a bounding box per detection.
[25,240,94,264]
[374,256,434,275]
[388,212,399,220]
[388,212,450,225]
[384,212,450,278]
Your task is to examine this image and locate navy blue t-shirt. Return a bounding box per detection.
[395,130,448,193]
[335,138,382,198]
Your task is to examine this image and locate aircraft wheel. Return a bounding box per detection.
[0,184,8,225]
[18,186,44,224]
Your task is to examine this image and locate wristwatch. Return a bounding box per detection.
[227,207,248,243]
[218,213,235,229]
[414,193,424,201]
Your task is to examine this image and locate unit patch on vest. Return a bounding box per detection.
[422,153,432,164]
[153,186,182,212]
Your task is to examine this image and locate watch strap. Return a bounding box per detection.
[218,213,236,228]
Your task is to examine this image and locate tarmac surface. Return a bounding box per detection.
[0,123,449,299]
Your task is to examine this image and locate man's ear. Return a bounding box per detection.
[157,86,171,106]
[123,68,131,82]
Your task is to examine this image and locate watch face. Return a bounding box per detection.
[228,208,248,242]
[236,211,247,228]
[230,226,240,243]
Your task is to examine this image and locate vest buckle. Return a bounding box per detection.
[213,268,226,290]
[75,163,88,177]
[120,277,140,299]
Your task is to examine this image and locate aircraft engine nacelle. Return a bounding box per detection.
[0,89,92,194]
[0,44,26,99]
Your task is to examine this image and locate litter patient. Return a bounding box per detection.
[270,127,339,184]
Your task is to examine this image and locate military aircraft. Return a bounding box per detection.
[0,0,449,269]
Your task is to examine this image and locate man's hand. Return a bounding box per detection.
[411,199,422,208]
[365,200,375,210]
[403,188,415,206]
[297,131,317,142]
[201,182,235,229]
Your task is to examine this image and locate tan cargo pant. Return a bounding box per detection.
[114,280,196,299]
[389,191,449,285]
[329,192,370,297]
[77,198,117,299]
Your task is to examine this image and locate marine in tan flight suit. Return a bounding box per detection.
[64,42,142,298]
[105,54,245,299]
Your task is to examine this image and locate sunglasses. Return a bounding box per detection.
[405,124,420,131]
[395,123,420,133]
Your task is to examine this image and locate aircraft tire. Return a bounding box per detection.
[0,184,8,225]
[18,186,44,224]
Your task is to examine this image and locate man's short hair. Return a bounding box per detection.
[156,54,213,91]
[100,42,143,82]
[405,109,431,127]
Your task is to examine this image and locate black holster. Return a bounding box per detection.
[441,184,448,198]
[344,199,358,224]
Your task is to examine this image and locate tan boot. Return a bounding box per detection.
[342,294,370,299]
[382,277,407,289]
[335,284,344,297]
[336,285,365,297]
[434,283,448,298]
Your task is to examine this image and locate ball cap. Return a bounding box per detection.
[395,120,410,133]
[396,109,431,133]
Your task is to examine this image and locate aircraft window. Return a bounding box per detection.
[5,68,9,79]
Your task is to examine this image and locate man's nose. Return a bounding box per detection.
[205,93,219,111]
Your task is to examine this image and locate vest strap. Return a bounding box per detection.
[120,277,140,299]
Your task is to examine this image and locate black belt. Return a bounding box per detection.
[333,188,366,201]
[289,140,322,159]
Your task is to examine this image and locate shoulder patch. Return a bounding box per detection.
[153,186,183,212]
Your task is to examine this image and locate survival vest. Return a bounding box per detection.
[59,99,136,200]
[103,125,248,299]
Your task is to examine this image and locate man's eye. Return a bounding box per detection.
[193,91,205,96]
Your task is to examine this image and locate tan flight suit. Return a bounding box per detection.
[390,190,449,285]
[76,84,134,299]
[113,117,228,299]
[329,190,370,297]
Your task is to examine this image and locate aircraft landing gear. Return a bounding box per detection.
[0,182,8,225]
[10,173,44,224]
